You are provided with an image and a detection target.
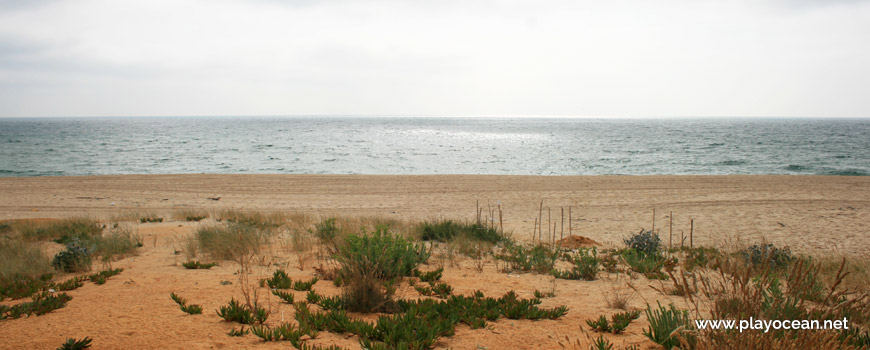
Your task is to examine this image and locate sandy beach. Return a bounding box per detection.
[1,175,867,255]
[1,174,868,349]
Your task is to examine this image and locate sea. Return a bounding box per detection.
[0,117,868,177]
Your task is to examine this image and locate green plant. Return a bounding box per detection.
[587,315,611,332]
[181,261,217,269]
[272,289,295,303]
[314,218,339,242]
[418,220,506,244]
[624,230,660,256]
[413,268,443,282]
[54,277,85,291]
[186,215,207,222]
[741,243,793,270]
[590,335,613,350]
[52,237,94,273]
[250,323,309,344]
[621,249,668,280]
[139,216,163,223]
[216,298,268,324]
[552,247,600,281]
[264,269,293,289]
[87,268,123,284]
[228,327,249,337]
[2,292,72,320]
[170,292,203,315]
[337,226,429,281]
[431,283,453,298]
[292,277,319,291]
[643,302,694,349]
[496,244,558,274]
[57,337,92,350]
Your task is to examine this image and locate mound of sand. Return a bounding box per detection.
[556,235,599,249]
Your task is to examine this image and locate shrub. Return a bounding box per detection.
[643,302,694,349]
[624,230,661,256]
[216,298,268,324]
[621,249,668,280]
[741,243,793,269]
[496,244,558,274]
[314,218,339,242]
[52,237,94,273]
[337,226,429,282]
[586,315,611,332]
[418,220,506,244]
[552,247,600,281]
[534,290,555,298]
[186,215,207,222]
[57,337,92,350]
[181,261,217,269]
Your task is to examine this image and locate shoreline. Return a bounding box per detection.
[1,174,867,256]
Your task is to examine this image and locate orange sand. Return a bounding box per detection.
[0,175,868,349]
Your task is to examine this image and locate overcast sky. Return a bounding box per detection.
[1,0,868,118]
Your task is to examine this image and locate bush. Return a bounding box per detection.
[621,249,669,280]
[741,243,793,269]
[496,244,558,274]
[418,220,506,244]
[552,248,600,281]
[643,302,694,349]
[337,226,429,282]
[413,268,443,282]
[624,230,661,256]
[314,218,339,242]
[52,237,94,273]
[139,217,163,223]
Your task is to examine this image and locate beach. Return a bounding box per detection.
[1,174,867,255]
[1,174,868,349]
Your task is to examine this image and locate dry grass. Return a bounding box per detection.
[0,239,53,283]
[14,217,102,242]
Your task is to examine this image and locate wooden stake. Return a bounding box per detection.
[652,208,656,234]
[547,208,551,247]
[669,211,673,251]
[498,204,503,233]
[568,206,572,237]
[476,200,480,226]
[533,217,538,243]
[559,207,565,242]
[538,200,544,243]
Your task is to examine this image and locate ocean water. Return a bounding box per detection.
[0,117,868,177]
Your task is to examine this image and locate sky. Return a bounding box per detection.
[0,0,869,118]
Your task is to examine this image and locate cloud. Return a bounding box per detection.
[0,0,869,117]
